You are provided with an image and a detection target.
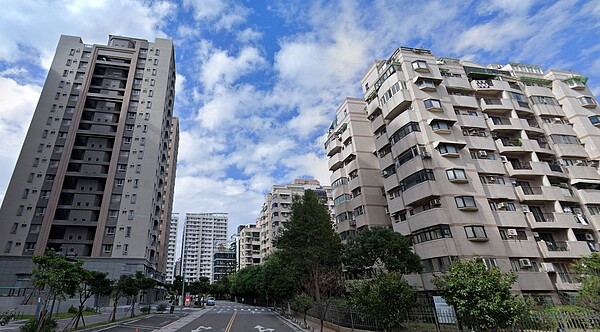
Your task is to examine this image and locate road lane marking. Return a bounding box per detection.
[224,310,237,332]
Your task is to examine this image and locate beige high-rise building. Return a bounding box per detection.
[330,46,600,305]
[257,179,333,258]
[325,98,390,241]
[0,35,178,283]
[182,213,228,283]
[165,213,179,284]
[236,223,261,270]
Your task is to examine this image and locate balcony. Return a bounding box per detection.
[479,98,513,111]
[515,271,554,291]
[495,138,526,154]
[449,95,479,108]
[526,212,587,229]
[472,158,506,174]
[553,143,588,158]
[471,79,507,93]
[575,189,600,205]
[328,154,343,171]
[369,112,385,133]
[381,89,411,121]
[537,240,592,259]
[542,121,576,136]
[505,161,549,177]
[487,117,519,131]
[402,181,439,207]
[366,99,381,118]
[444,76,473,91]
[407,208,447,232]
[565,165,600,181]
[325,136,342,156]
[502,240,540,258]
[491,210,527,227]
[515,185,576,202]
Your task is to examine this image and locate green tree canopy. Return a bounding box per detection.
[230,265,264,299]
[188,277,210,297]
[72,270,111,328]
[342,227,422,276]
[110,274,138,321]
[275,190,343,301]
[262,251,299,306]
[433,257,530,331]
[350,272,417,330]
[573,252,600,311]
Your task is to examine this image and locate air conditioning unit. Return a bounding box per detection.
[500,156,509,163]
[477,151,488,158]
[507,228,518,237]
[421,151,432,159]
[532,232,540,238]
[430,198,442,206]
[590,161,599,168]
[585,233,595,241]
[497,202,508,210]
[541,262,555,273]
[519,258,532,268]
[575,160,586,166]
[522,205,530,212]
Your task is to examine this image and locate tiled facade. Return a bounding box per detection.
[327,46,600,304]
[165,213,179,283]
[0,35,178,282]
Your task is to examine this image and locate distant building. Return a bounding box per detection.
[213,241,236,282]
[0,34,178,284]
[165,213,179,283]
[182,213,228,283]
[236,224,261,270]
[256,179,333,258]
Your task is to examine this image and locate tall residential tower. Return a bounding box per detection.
[328,46,600,305]
[182,213,228,283]
[0,35,179,282]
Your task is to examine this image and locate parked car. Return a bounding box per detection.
[206,297,216,306]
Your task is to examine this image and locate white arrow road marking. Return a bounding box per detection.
[254,325,275,332]
[191,326,212,331]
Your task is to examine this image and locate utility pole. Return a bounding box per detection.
[180,222,186,314]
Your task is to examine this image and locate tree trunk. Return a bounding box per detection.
[111,300,118,322]
[130,297,136,318]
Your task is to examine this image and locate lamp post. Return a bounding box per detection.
[180,222,186,314]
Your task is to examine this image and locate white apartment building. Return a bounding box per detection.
[182,213,228,283]
[165,213,179,283]
[327,46,600,305]
[257,179,333,258]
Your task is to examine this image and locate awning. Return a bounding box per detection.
[571,178,600,186]
[412,75,443,84]
[433,140,467,149]
[427,118,457,124]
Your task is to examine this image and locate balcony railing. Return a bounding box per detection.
[532,212,555,223]
[545,241,568,251]
[519,186,543,195]
[483,98,502,105]
[511,161,532,170]
[500,138,522,147]
[491,117,511,125]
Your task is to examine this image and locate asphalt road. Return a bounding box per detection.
[178,302,302,332]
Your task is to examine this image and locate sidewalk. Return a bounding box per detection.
[285,313,339,332]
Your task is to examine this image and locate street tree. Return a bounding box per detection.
[188,277,211,299]
[230,265,264,302]
[433,257,530,331]
[350,272,417,331]
[291,293,312,327]
[134,271,157,316]
[275,190,343,301]
[343,227,422,277]
[573,252,600,311]
[262,251,298,308]
[31,250,86,328]
[73,270,111,328]
[110,275,137,321]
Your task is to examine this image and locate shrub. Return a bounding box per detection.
[157,304,167,313]
[20,318,57,332]
[140,307,150,314]
[84,306,96,313]
[67,306,77,314]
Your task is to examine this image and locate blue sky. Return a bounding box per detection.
[1,0,600,237]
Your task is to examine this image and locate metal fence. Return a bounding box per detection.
[304,304,600,332]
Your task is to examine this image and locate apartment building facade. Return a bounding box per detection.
[236,223,261,270]
[257,179,333,258]
[325,98,390,241]
[165,213,179,283]
[0,35,178,282]
[182,213,228,283]
[327,46,600,305]
[213,241,236,282]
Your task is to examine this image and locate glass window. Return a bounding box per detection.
[464,225,486,239]
[446,169,467,181]
[438,143,459,155]
[455,196,477,209]
[431,120,452,131]
[412,60,429,71]
[424,99,442,109]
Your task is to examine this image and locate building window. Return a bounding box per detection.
[530,95,558,106]
[131,194,137,204]
[128,210,135,220]
[148,90,154,97]
[126,226,132,237]
[135,165,141,173]
[133,179,139,188]
[430,120,452,132]
[106,227,116,235]
[438,143,460,156]
[446,169,467,182]
[123,244,129,254]
[411,60,429,71]
[22,189,29,199]
[4,241,12,253]
[579,96,597,107]
[389,122,420,146]
[150,79,155,86]
[412,224,452,244]
[138,151,144,159]
[10,223,18,234]
[103,244,112,253]
[455,196,477,210]
[482,257,497,269]
[109,210,118,218]
[464,225,487,240]
[424,99,442,110]
[400,169,435,192]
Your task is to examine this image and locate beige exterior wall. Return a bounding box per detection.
[237,223,261,270]
[182,212,228,283]
[345,46,600,304]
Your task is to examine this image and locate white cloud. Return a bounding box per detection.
[0,0,175,69]
[0,77,41,199]
[236,28,262,44]
[183,0,249,31]
[199,46,266,89]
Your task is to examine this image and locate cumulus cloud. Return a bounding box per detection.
[183,0,249,31]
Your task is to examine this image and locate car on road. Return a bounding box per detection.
[206,297,216,306]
